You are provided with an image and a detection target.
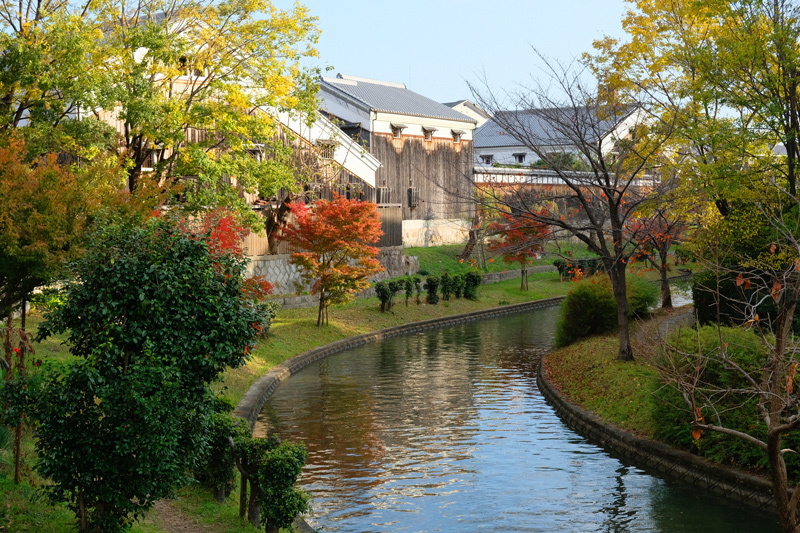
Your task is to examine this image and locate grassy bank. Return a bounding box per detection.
[2,253,572,532]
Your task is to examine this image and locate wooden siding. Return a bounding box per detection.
[243,202,401,257]
[370,135,475,221]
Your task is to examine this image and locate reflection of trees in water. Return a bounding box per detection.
[597,464,636,533]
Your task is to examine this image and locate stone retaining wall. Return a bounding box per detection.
[537,364,777,512]
[248,246,412,297]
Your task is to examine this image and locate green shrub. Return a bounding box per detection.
[453,273,466,299]
[627,275,659,318]
[424,276,440,304]
[651,326,800,478]
[413,276,422,304]
[375,279,404,312]
[464,271,482,300]
[441,273,454,301]
[554,275,659,347]
[554,278,617,348]
[404,276,414,306]
[693,269,800,334]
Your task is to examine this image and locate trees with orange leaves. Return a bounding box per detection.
[281,194,384,326]
[488,211,550,290]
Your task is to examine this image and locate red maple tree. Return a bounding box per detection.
[281,194,384,326]
[488,211,551,290]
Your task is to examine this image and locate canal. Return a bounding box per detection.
[257,305,779,532]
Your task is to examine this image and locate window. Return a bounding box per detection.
[513,153,526,164]
[407,187,420,208]
[376,187,391,204]
[391,123,407,138]
[422,126,437,141]
[244,148,262,162]
[452,129,466,143]
[317,141,336,160]
[479,154,494,165]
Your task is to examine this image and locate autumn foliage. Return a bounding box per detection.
[488,211,550,290]
[281,194,384,326]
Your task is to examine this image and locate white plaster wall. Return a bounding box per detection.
[373,112,475,141]
[402,219,470,247]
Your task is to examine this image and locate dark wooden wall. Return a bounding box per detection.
[370,135,475,221]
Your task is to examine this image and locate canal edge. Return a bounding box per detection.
[234,296,564,532]
[234,296,565,429]
[536,360,778,513]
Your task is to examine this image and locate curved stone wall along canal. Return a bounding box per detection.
[257,306,779,532]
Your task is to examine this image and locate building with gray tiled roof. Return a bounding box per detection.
[474,105,643,166]
[318,75,478,247]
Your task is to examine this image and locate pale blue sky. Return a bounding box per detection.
[276,0,630,103]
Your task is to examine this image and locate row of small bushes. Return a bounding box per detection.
[552,258,605,280]
[554,275,659,347]
[375,272,482,312]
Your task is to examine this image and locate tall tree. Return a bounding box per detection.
[29,213,268,532]
[471,54,674,360]
[0,0,321,223]
[281,194,384,327]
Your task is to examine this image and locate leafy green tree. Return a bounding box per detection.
[0,0,321,225]
[32,213,267,531]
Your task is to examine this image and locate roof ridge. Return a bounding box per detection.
[337,74,407,89]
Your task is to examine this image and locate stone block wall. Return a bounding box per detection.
[247,247,417,304]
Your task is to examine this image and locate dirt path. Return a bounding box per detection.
[147,500,220,533]
[632,305,694,362]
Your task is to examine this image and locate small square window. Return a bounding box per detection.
[479,154,494,165]
[317,141,336,160]
[422,126,437,142]
[513,153,526,164]
[391,123,407,138]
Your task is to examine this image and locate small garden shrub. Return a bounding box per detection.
[376,279,404,312]
[453,274,466,299]
[554,275,659,347]
[441,273,454,301]
[413,276,422,304]
[464,271,482,300]
[404,276,414,306]
[627,276,659,318]
[424,276,440,304]
[554,277,617,348]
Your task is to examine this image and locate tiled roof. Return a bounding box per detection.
[320,74,476,123]
[474,106,636,148]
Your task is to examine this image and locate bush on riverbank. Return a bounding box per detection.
[554,275,658,348]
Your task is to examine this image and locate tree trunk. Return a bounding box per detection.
[265,194,294,254]
[458,213,482,260]
[767,429,798,533]
[13,300,25,483]
[264,524,279,533]
[520,267,528,291]
[659,252,672,309]
[239,475,248,518]
[610,263,633,361]
[247,483,261,528]
[317,292,325,327]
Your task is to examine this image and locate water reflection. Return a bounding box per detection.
[259,306,778,532]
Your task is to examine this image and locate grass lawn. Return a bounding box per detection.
[1,249,575,533]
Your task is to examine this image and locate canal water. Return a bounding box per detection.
[258,305,779,532]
